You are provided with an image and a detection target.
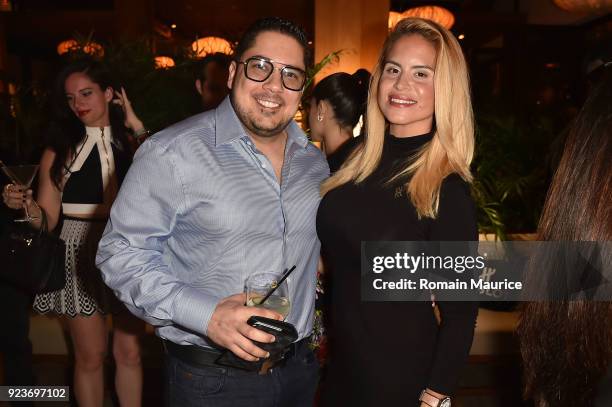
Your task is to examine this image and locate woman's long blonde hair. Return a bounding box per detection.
[320,18,474,219]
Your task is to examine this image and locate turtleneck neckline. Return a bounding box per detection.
[388,131,434,141]
[365,130,434,182]
[386,131,433,153]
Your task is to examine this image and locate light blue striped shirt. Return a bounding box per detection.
[96,97,329,348]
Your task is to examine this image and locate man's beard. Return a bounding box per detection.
[230,91,294,138]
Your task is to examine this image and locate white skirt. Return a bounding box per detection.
[33,218,120,317]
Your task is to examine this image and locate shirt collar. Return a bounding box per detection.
[85,125,112,140]
[214,96,309,149]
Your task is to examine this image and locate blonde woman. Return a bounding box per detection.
[316,18,478,407]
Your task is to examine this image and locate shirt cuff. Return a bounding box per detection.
[172,286,220,335]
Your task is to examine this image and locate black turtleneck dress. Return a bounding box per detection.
[316,133,479,406]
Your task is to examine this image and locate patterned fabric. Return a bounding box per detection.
[33,218,118,317]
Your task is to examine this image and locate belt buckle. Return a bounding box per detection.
[258,358,276,375]
[257,350,287,375]
[256,339,304,375]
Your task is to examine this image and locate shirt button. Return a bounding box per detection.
[261,163,266,168]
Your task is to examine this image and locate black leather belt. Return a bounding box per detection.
[163,337,310,374]
[164,340,222,367]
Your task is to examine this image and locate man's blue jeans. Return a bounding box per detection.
[165,343,319,407]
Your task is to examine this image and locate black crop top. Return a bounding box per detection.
[63,144,130,204]
[61,126,131,217]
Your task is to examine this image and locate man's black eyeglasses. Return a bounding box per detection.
[238,57,307,91]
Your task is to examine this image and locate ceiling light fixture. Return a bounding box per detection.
[191,36,233,58]
[155,56,175,69]
[57,39,104,57]
[389,5,455,30]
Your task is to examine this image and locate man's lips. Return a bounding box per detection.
[254,96,282,109]
[77,109,91,117]
[388,95,417,107]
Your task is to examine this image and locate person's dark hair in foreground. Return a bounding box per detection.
[518,69,612,407]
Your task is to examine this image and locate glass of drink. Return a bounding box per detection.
[1,163,40,222]
[245,271,291,319]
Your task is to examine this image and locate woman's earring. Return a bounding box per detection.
[317,113,323,122]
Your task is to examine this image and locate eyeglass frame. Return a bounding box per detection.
[236,56,307,91]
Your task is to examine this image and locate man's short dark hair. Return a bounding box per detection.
[194,52,232,82]
[234,17,311,69]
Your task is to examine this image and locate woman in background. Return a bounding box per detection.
[308,71,368,172]
[518,69,612,407]
[308,72,370,367]
[317,18,478,406]
[2,59,147,407]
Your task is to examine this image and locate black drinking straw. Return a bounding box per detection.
[260,265,296,305]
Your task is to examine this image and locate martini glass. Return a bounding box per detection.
[1,163,40,222]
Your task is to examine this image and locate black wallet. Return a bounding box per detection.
[215,316,298,371]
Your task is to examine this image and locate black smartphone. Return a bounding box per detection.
[215,317,298,371]
[247,316,298,348]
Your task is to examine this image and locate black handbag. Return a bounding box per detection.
[0,210,66,294]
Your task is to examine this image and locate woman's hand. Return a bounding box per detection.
[2,183,42,224]
[113,87,144,134]
[2,183,28,210]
